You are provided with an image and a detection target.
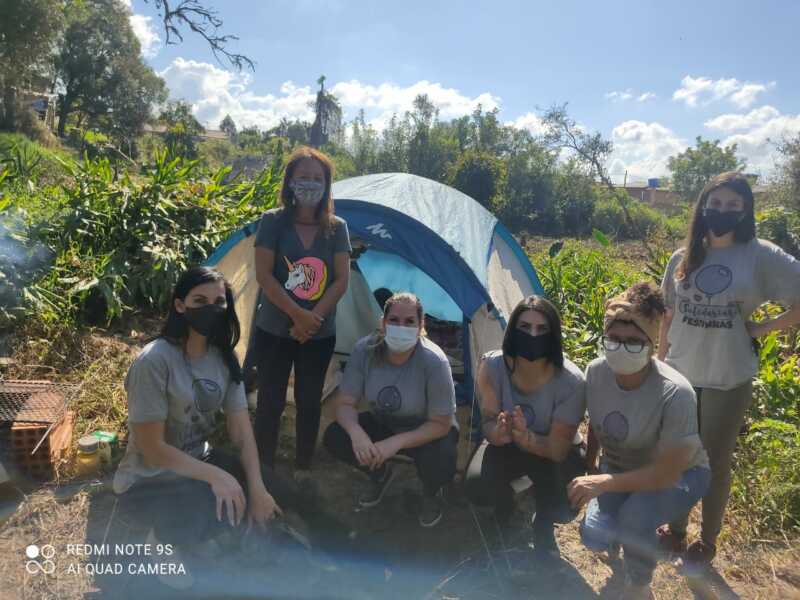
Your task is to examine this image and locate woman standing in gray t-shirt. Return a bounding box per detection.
[657,172,800,564]
[252,147,352,472]
[464,296,587,559]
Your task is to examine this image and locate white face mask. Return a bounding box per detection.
[384,324,419,353]
[290,179,325,208]
[603,345,651,375]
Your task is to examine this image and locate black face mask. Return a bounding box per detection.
[508,328,554,362]
[703,208,744,237]
[183,305,226,337]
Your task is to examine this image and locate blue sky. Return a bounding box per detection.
[127,0,800,181]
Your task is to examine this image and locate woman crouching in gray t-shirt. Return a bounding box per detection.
[464,295,587,559]
[323,292,459,528]
[570,283,711,598]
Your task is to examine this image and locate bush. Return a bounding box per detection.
[591,194,679,240]
[757,207,800,258]
[731,419,800,536]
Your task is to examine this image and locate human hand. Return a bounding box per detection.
[210,468,247,527]
[374,436,403,467]
[491,411,513,445]
[294,309,323,335]
[511,406,527,433]
[247,485,282,532]
[351,428,381,469]
[567,474,611,510]
[289,324,312,344]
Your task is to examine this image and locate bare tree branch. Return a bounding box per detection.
[144,0,255,71]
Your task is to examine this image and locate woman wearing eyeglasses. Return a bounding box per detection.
[569,283,710,599]
[656,172,800,564]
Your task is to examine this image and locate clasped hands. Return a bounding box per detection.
[289,308,323,343]
[350,428,403,470]
[492,405,531,447]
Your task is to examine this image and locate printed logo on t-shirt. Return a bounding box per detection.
[376,385,402,413]
[517,404,536,429]
[192,378,223,413]
[676,264,739,330]
[283,256,328,301]
[601,411,629,444]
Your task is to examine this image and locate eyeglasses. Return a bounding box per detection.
[601,336,646,354]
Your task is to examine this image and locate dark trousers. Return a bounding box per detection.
[116,449,349,551]
[252,327,336,467]
[323,412,459,496]
[464,440,584,528]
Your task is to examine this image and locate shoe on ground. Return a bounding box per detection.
[358,465,397,508]
[656,524,687,555]
[418,489,444,528]
[685,538,717,565]
[145,528,194,590]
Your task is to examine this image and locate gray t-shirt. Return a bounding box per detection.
[339,335,458,432]
[481,351,586,435]
[254,208,351,339]
[113,339,248,494]
[585,357,709,473]
[662,239,800,389]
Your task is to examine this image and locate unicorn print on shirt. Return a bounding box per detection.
[283,256,328,301]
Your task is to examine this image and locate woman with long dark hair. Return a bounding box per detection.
[656,171,800,564]
[323,293,459,528]
[253,146,351,472]
[464,295,586,558]
[113,267,352,591]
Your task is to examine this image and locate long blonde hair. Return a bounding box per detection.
[367,292,426,365]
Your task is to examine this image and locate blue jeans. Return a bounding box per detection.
[580,466,711,584]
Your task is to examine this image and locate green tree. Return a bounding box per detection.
[219,114,237,141]
[0,0,64,130]
[776,134,800,212]
[447,149,507,211]
[160,100,205,159]
[56,0,164,141]
[501,132,558,232]
[667,136,745,203]
[349,110,379,175]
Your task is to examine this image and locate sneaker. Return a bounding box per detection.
[418,490,444,528]
[358,466,397,508]
[656,524,687,555]
[685,539,717,565]
[531,524,559,560]
[145,528,194,590]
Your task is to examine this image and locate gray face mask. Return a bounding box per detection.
[290,179,325,208]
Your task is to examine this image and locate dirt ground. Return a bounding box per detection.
[1,399,798,600]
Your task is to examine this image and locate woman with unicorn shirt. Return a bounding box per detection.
[252,146,351,473]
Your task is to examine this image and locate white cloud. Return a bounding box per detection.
[605,89,656,103]
[330,79,500,129]
[673,75,774,109]
[705,107,800,175]
[129,14,161,58]
[157,61,503,131]
[121,0,161,58]
[608,120,687,180]
[508,112,547,136]
[704,106,782,132]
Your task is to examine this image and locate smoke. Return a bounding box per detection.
[0,214,52,314]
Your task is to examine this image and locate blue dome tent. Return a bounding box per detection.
[206,173,543,428]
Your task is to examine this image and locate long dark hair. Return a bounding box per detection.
[278,145,336,235]
[501,295,564,371]
[160,266,243,384]
[676,171,757,280]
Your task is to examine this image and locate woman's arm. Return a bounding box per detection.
[134,420,247,525]
[748,304,800,337]
[254,247,306,322]
[334,390,381,468]
[585,423,600,473]
[477,360,512,446]
[311,252,351,319]
[373,414,451,466]
[227,408,280,528]
[567,444,694,509]
[512,417,577,462]
[657,308,673,361]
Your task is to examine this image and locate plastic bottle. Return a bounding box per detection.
[91,431,117,467]
[76,435,100,477]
